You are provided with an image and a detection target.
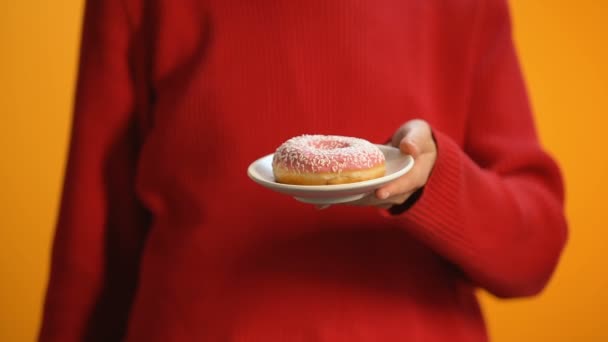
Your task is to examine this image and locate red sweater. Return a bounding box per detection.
[40,0,568,341]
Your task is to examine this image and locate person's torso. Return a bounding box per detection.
[123,1,486,340]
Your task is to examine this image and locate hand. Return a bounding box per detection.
[346,119,438,209]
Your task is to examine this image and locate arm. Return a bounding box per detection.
[378,0,567,298]
[39,0,149,340]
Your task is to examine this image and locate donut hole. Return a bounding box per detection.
[309,140,350,150]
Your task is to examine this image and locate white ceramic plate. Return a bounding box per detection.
[247,145,415,204]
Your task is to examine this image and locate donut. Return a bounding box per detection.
[272,135,386,185]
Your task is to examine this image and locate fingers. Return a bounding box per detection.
[348,190,416,207]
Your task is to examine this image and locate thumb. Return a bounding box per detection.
[392,119,431,157]
[399,136,420,157]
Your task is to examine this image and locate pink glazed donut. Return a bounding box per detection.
[272,135,386,185]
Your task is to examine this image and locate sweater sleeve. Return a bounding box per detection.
[39,0,150,340]
[391,0,568,298]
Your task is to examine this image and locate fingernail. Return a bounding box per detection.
[378,191,389,200]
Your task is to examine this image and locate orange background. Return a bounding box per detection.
[1,1,607,341]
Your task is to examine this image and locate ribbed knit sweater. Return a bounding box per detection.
[40,0,568,341]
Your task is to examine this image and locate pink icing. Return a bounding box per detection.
[272,135,385,173]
